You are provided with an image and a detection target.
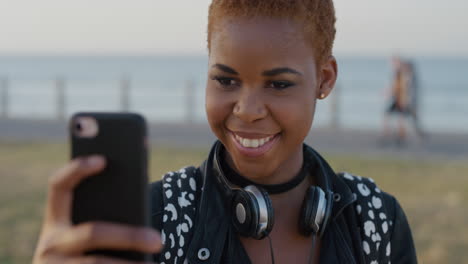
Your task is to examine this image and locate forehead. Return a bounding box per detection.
[209,17,316,68]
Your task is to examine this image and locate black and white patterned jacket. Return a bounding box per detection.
[150,143,417,264]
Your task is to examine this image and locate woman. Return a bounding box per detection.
[382,56,411,145]
[33,1,417,263]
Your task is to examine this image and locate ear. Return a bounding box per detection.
[317,56,338,99]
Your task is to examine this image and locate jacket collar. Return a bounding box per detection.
[304,145,357,220]
[186,147,230,263]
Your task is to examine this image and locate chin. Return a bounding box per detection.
[229,144,283,179]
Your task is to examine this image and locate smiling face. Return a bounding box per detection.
[206,17,337,184]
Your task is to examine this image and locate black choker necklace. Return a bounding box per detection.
[220,156,310,195]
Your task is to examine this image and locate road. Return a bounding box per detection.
[1,118,467,160]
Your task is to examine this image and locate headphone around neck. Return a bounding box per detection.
[210,141,333,240]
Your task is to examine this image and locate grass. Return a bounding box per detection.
[1,141,467,263]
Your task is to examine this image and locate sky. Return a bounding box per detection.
[0,0,467,57]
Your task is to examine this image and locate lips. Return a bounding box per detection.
[229,131,280,157]
[234,134,274,148]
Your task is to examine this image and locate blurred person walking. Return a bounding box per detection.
[381,56,410,146]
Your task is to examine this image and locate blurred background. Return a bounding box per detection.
[0,0,467,263]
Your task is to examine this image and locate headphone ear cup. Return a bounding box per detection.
[231,189,259,237]
[299,187,316,236]
[299,186,327,236]
[231,186,274,240]
[253,186,274,239]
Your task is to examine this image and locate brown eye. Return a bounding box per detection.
[267,80,294,90]
[212,76,239,88]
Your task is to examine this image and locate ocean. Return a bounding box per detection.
[0,55,467,133]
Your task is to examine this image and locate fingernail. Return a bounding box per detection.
[86,155,105,167]
[144,231,162,252]
[146,231,161,243]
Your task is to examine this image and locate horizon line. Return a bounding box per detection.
[0,52,467,60]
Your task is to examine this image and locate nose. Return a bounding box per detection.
[233,90,268,123]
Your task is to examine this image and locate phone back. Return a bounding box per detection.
[70,112,149,261]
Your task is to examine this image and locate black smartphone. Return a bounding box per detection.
[70,112,150,262]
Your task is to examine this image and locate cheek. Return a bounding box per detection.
[271,95,316,136]
[205,86,232,134]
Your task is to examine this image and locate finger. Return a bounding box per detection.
[51,222,162,255]
[45,155,106,225]
[49,155,106,193]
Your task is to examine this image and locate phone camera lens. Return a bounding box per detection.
[73,117,98,138]
[75,122,82,132]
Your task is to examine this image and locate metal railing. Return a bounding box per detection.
[0,75,341,128]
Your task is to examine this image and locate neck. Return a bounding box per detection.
[222,153,309,195]
[220,143,319,231]
[270,171,316,230]
[224,144,305,185]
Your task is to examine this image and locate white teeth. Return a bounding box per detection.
[235,134,274,148]
[251,140,259,148]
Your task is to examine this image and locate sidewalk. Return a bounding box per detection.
[1,118,467,160]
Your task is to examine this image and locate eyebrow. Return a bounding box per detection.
[212,63,302,77]
[262,67,302,76]
[212,64,239,75]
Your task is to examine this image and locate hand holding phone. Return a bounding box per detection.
[32,113,162,264]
